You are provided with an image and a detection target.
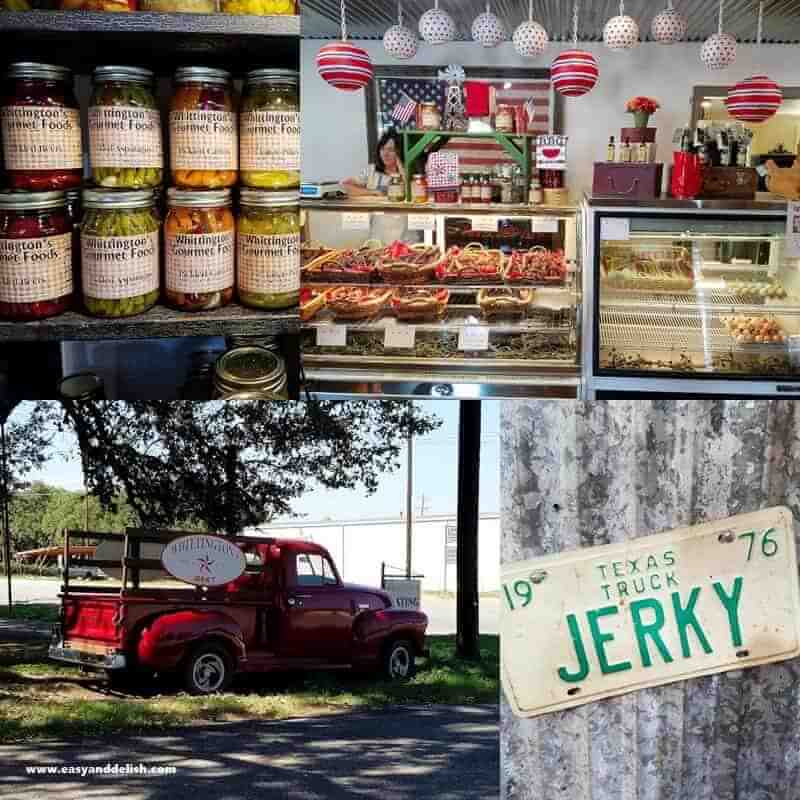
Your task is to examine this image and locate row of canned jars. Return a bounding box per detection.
[0,186,300,320]
[0,63,300,192]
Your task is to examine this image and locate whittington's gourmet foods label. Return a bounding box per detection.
[240,110,300,172]
[166,231,234,293]
[89,106,163,168]
[501,507,800,717]
[0,234,73,303]
[170,110,237,171]
[82,232,159,300]
[237,232,300,294]
[1,106,82,171]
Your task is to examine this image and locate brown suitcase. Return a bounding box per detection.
[620,127,656,144]
[699,166,757,199]
[592,162,664,199]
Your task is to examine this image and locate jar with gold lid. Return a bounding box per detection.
[213,346,288,399]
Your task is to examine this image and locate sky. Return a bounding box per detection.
[19,401,500,524]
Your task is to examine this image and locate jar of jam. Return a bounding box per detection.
[237,189,300,311]
[0,191,73,320]
[240,68,300,190]
[1,63,83,192]
[89,65,163,189]
[170,67,238,190]
[165,188,235,312]
[411,174,428,204]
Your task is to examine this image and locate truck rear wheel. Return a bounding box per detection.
[183,643,234,695]
[384,639,416,680]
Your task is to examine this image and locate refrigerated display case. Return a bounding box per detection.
[300,200,581,398]
[582,196,800,399]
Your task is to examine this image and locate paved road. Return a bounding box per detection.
[0,579,500,637]
[0,705,499,800]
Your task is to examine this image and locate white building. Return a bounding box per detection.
[250,513,500,594]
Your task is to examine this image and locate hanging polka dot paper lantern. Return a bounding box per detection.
[513,20,549,58]
[472,2,506,48]
[419,1,456,45]
[725,75,782,122]
[700,32,737,69]
[651,6,688,43]
[316,42,374,91]
[551,49,599,97]
[604,14,639,51]
[384,23,418,60]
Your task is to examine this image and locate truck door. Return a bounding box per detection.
[279,549,353,662]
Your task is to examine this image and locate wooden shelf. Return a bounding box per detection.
[0,303,298,342]
[0,10,300,71]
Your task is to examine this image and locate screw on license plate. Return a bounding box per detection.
[530,570,548,584]
[717,529,736,543]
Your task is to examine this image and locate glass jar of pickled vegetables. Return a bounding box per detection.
[221,0,296,16]
[141,0,214,11]
[170,67,237,190]
[0,191,73,321]
[213,346,288,399]
[237,189,299,311]
[165,188,235,312]
[1,63,82,192]
[240,69,299,190]
[89,66,163,190]
[80,189,160,319]
[60,0,136,10]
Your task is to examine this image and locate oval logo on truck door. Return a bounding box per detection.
[161,535,246,587]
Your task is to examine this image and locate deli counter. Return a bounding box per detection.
[300,200,581,398]
[582,195,800,399]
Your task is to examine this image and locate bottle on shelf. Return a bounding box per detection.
[620,138,631,163]
[638,142,648,163]
[529,177,543,206]
[480,175,492,205]
[607,136,616,162]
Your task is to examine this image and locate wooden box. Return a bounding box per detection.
[699,166,757,199]
[620,127,656,144]
[592,162,664,199]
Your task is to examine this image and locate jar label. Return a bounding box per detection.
[169,110,237,171]
[166,231,235,293]
[237,232,300,294]
[88,106,163,169]
[82,231,159,300]
[240,110,300,172]
[0,233,72,303]
[1,107,82,171]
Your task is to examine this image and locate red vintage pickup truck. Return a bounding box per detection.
[49,529,428,694]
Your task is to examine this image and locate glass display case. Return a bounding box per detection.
[582,196,800,398]
[300,200,581,398]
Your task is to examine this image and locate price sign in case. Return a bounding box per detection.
[501,507,800,718]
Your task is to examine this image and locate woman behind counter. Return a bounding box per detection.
[342,129,405,198]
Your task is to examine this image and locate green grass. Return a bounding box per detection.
[0,635,498,742]
[0,604,58,623]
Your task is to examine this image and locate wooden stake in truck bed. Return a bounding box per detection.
[50,528,429,694]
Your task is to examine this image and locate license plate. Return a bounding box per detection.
[501,507,800,717]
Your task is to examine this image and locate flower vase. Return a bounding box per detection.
[633,111,650,129]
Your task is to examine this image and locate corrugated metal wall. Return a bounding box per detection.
[500,400,800,800]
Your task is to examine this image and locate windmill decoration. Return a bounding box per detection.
[701,0,737,69]
[513,0,549,58]
[316,0,374,91]
[384,2,418,60]
[651,0,688,44]
[419,0,456,45]
[440,64,468,131]
[603,0,639,51]
[725,2,782,122]
[472,1,507,48]
[551,1,599,98]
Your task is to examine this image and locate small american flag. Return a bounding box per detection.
[391,92,418,125]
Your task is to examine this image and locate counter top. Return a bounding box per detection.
[301,199,578,216]
[585,192,788,213]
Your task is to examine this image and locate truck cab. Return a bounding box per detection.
[50,530,429,694]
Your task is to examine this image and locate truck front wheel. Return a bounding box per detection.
[183,643,234,695]
[384,639,416,680]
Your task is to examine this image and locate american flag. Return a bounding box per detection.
[391,91,418,125]
[378,77,552,170]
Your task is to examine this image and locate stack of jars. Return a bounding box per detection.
[8,0,298,16]
[0,61,301,321]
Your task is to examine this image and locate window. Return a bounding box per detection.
[296,553,338,587]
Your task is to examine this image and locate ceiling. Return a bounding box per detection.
[302,0,800,43]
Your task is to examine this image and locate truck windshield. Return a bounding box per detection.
[296,553,338,587]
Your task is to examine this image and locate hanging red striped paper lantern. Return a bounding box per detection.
[550,49,599,97]
[725,74,782,123]
[316,41,374,91]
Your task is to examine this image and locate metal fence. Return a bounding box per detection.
[500,400,800,800]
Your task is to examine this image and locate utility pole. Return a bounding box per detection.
[405,430,413,578]
[1,423,11,618]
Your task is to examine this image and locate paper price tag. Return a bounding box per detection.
[342,212,371,231]
[384,326,416,349]
[315,325,347,347]
[408,214,436,232]
[600,218,630,241]
[458,326,489,351]
[533,217,559,233]
[472,216,499,233]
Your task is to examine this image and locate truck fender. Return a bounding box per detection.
[352,608,428,659]
[135,609,246,672]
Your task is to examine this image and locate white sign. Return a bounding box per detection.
[384,325,416,349]
[787,201,800,258]
[384,578,422,611]
[408,214,436,232]
[342,212,371,231]
[600,218,631,241]
[161,534,246,588]
[472,216,499,233]
[536,134,568,171]
[316,325,347,347]
[533,217,559,233]
[458,326,490,351]
[501,507,800,718]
